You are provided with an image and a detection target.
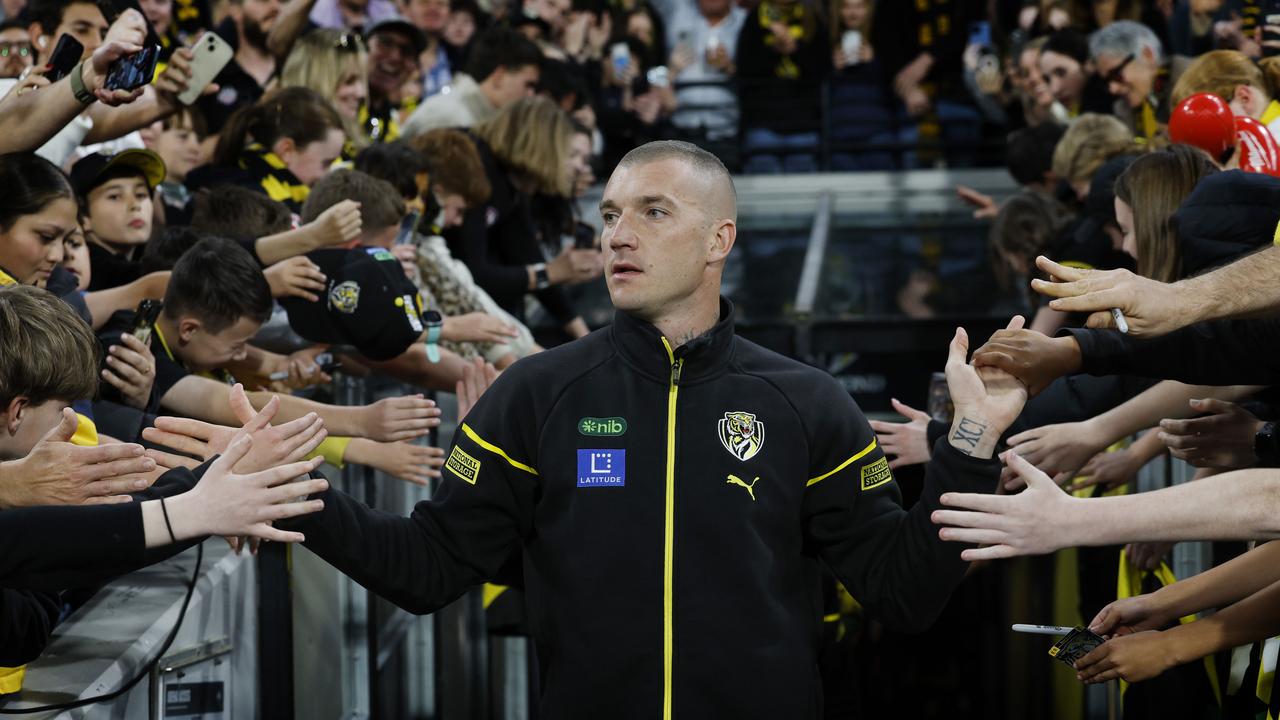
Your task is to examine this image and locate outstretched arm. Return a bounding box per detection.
[934,453,1280,560]
[1032,248,1280,338]
[810,320,1026,631]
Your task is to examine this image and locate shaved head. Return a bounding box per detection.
[617,141,737,222]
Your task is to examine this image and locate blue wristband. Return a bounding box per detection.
[425,324,441,363]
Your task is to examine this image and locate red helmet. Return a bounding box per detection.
[1169,92,1236,163]
[1235,115,1280,177]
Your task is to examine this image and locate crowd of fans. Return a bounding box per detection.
[4,0,1280,714]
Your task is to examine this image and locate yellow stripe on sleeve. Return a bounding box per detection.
[460,423,538,475]
[807,438,878,487]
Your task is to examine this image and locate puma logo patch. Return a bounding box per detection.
[726,474,760,501]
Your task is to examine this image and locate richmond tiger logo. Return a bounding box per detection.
[718,411,765,462]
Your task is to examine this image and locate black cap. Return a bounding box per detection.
[281,247,430,361]
[69,149,167,197]
[1074,153,1140,246]
[364,16,428,56]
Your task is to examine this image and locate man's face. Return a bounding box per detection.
[0,27,33,78]
[408,0,449,34]
[367,30,417,97]
[37,1,109,62]
[177,315,261,370]
[237,0,280,51]
[1039,50,1084,106]
[599,158,734,318]
[0,399,69,461]
[87,176,154,248]
[0,196,75,285]
[1097,49,1156,109]
[489,64,539,108]
[138,0,173,36]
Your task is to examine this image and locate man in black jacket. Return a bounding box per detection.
[286,140,1027,717]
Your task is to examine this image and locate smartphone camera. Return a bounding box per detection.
[105,44,160,92]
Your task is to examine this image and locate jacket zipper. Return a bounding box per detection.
[660,337,682,720]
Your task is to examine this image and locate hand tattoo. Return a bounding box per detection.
[951,416,988,456]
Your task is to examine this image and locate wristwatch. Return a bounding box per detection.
[532,263,551,291]
[423,310,443,363]
[69,60,97,105]
[1255,421,1280,467]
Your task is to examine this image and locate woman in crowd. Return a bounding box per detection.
[198,88,347,212]
[1038,28,1111,117]
[280,29,372,153]
[1171,50,1280,143]
[446,97,601,340]
[1112,144,1218,283]
[827,0,893,170]
[1052,112,1137,200]
[735,0,829,173]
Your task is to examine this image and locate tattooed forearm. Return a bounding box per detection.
[950,416,989,456]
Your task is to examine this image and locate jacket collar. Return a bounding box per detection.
[611,297,736,385]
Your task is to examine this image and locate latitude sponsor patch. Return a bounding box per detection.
[576,448,625,487]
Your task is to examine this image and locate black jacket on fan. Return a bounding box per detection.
[287,298,1000,718]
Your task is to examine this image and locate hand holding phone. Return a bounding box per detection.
[132,299,163,345]
[176,32,232,105]
[45,34,84,82]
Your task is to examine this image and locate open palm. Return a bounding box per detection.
[946,317,1029,432]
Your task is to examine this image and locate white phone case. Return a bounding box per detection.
[178,32,234,106]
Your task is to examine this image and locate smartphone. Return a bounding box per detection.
[841,30,861,61]
[132,299,163,345]
[102,0,163,91]
[573,221,596,250]
[176,31,233,105]
[104,44,160,91]
[645,65,669,88]
[267,352,340,381]
[968,21,992,49]
[395,210,421,246]
[45,34,84,82]
[610,42,630,76]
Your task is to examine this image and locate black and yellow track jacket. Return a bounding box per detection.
[292,298,1000,718]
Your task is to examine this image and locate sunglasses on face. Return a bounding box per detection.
[1102,53,1135,85]
[0,42,31,58]
[334,32,365,52]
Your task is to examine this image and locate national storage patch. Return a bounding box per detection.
[445,445,481,484]
[860,457,892,491]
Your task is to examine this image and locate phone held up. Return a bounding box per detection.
[131,299,163,346]
[45,34,84,82]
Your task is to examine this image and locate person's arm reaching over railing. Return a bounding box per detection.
[1000,381,1261,485]
[1032,247,1280,337]
[933,452,1280,559]
[1075,577,1280,685]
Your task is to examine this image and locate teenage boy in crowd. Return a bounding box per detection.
[97,236,441,442]
[285,168,476,391]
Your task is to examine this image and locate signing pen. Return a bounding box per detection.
[1111,308,1129,334]
[1011,624,1075,636]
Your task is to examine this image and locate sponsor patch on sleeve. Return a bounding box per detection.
[445,445,481,485]
[860,456,892,491]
